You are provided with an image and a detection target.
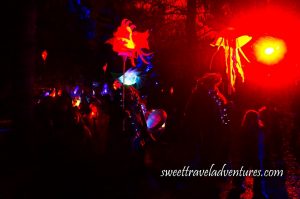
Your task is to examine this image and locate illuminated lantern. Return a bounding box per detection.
[254,36,286,65]
[57,89,62,96]
[118,68,140,86]
[146,109,167,142]
[72,96,81,108]
[113,79,122,90]
[106,19,151,66]
[89,104,98,119]
[41,50,48,63]
[49,88,56,98]
[101,83,110,95]
[102,63,108,72]
[106,19,151,114]
[211,28,252,94]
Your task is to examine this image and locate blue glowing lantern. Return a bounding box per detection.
[119,68,140,86]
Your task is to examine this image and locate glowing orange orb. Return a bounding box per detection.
[254,36,287,65]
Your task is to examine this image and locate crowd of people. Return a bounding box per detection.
[1,72,292,198]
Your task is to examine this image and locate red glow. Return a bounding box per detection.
[102,63,108,72]
[246,62,299,90]
[41,50,48,62]
[169,87,174,95]
[231,6,300,89]
[231,6,300,37]
[89,104,98,119]
[57,89,62,96]
[231,6,300,62]
[49,89,56,98]
[113,79,122,90]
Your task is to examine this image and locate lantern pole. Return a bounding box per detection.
[122,55,127,131]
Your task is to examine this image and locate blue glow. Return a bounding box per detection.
[146,112,157,129]
[86,31,95,40]
[80,7,90,20]
[44,92,50,97]
[145,64,153,72]
[85,96,90,104]
[92,81,100,87]
[73,86,80,96]
[68,0,95,39]
[101,83,110,95]
[146,110,167,129]
[68,0,76,13]
[119,68,140,86]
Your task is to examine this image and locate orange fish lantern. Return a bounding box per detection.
[211,27,252,94]
[106,19,151,66]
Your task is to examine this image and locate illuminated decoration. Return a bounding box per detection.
[49,88,56,98]
[146,109,167,142]
[113,79,122,90]
[57,89,62,96]
[72,85,80,96]
[106,19,151,66]
[106,18,151,116]
[118,68,140,86]
[208,88,229,125]
[102,63,108,73]
[101,83,110,95]
[254,36,287,65]
[146,109,167,130]
[211,28,252,94]
[89,104,98,119]
[72,96,81,107]
[41,50,48,62]
[44,91,50,97]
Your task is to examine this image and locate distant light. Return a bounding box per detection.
[41,50,48,62]
[44,92,50,97]
[92,81,100,87]
[169,87,174,95]
[89,104,98,119]
[254,36,287,65]
[49,89,56,98]
[101,83,110,95]
[72,96,81,107]
[73,86,80,95]
[57,89,62,96]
